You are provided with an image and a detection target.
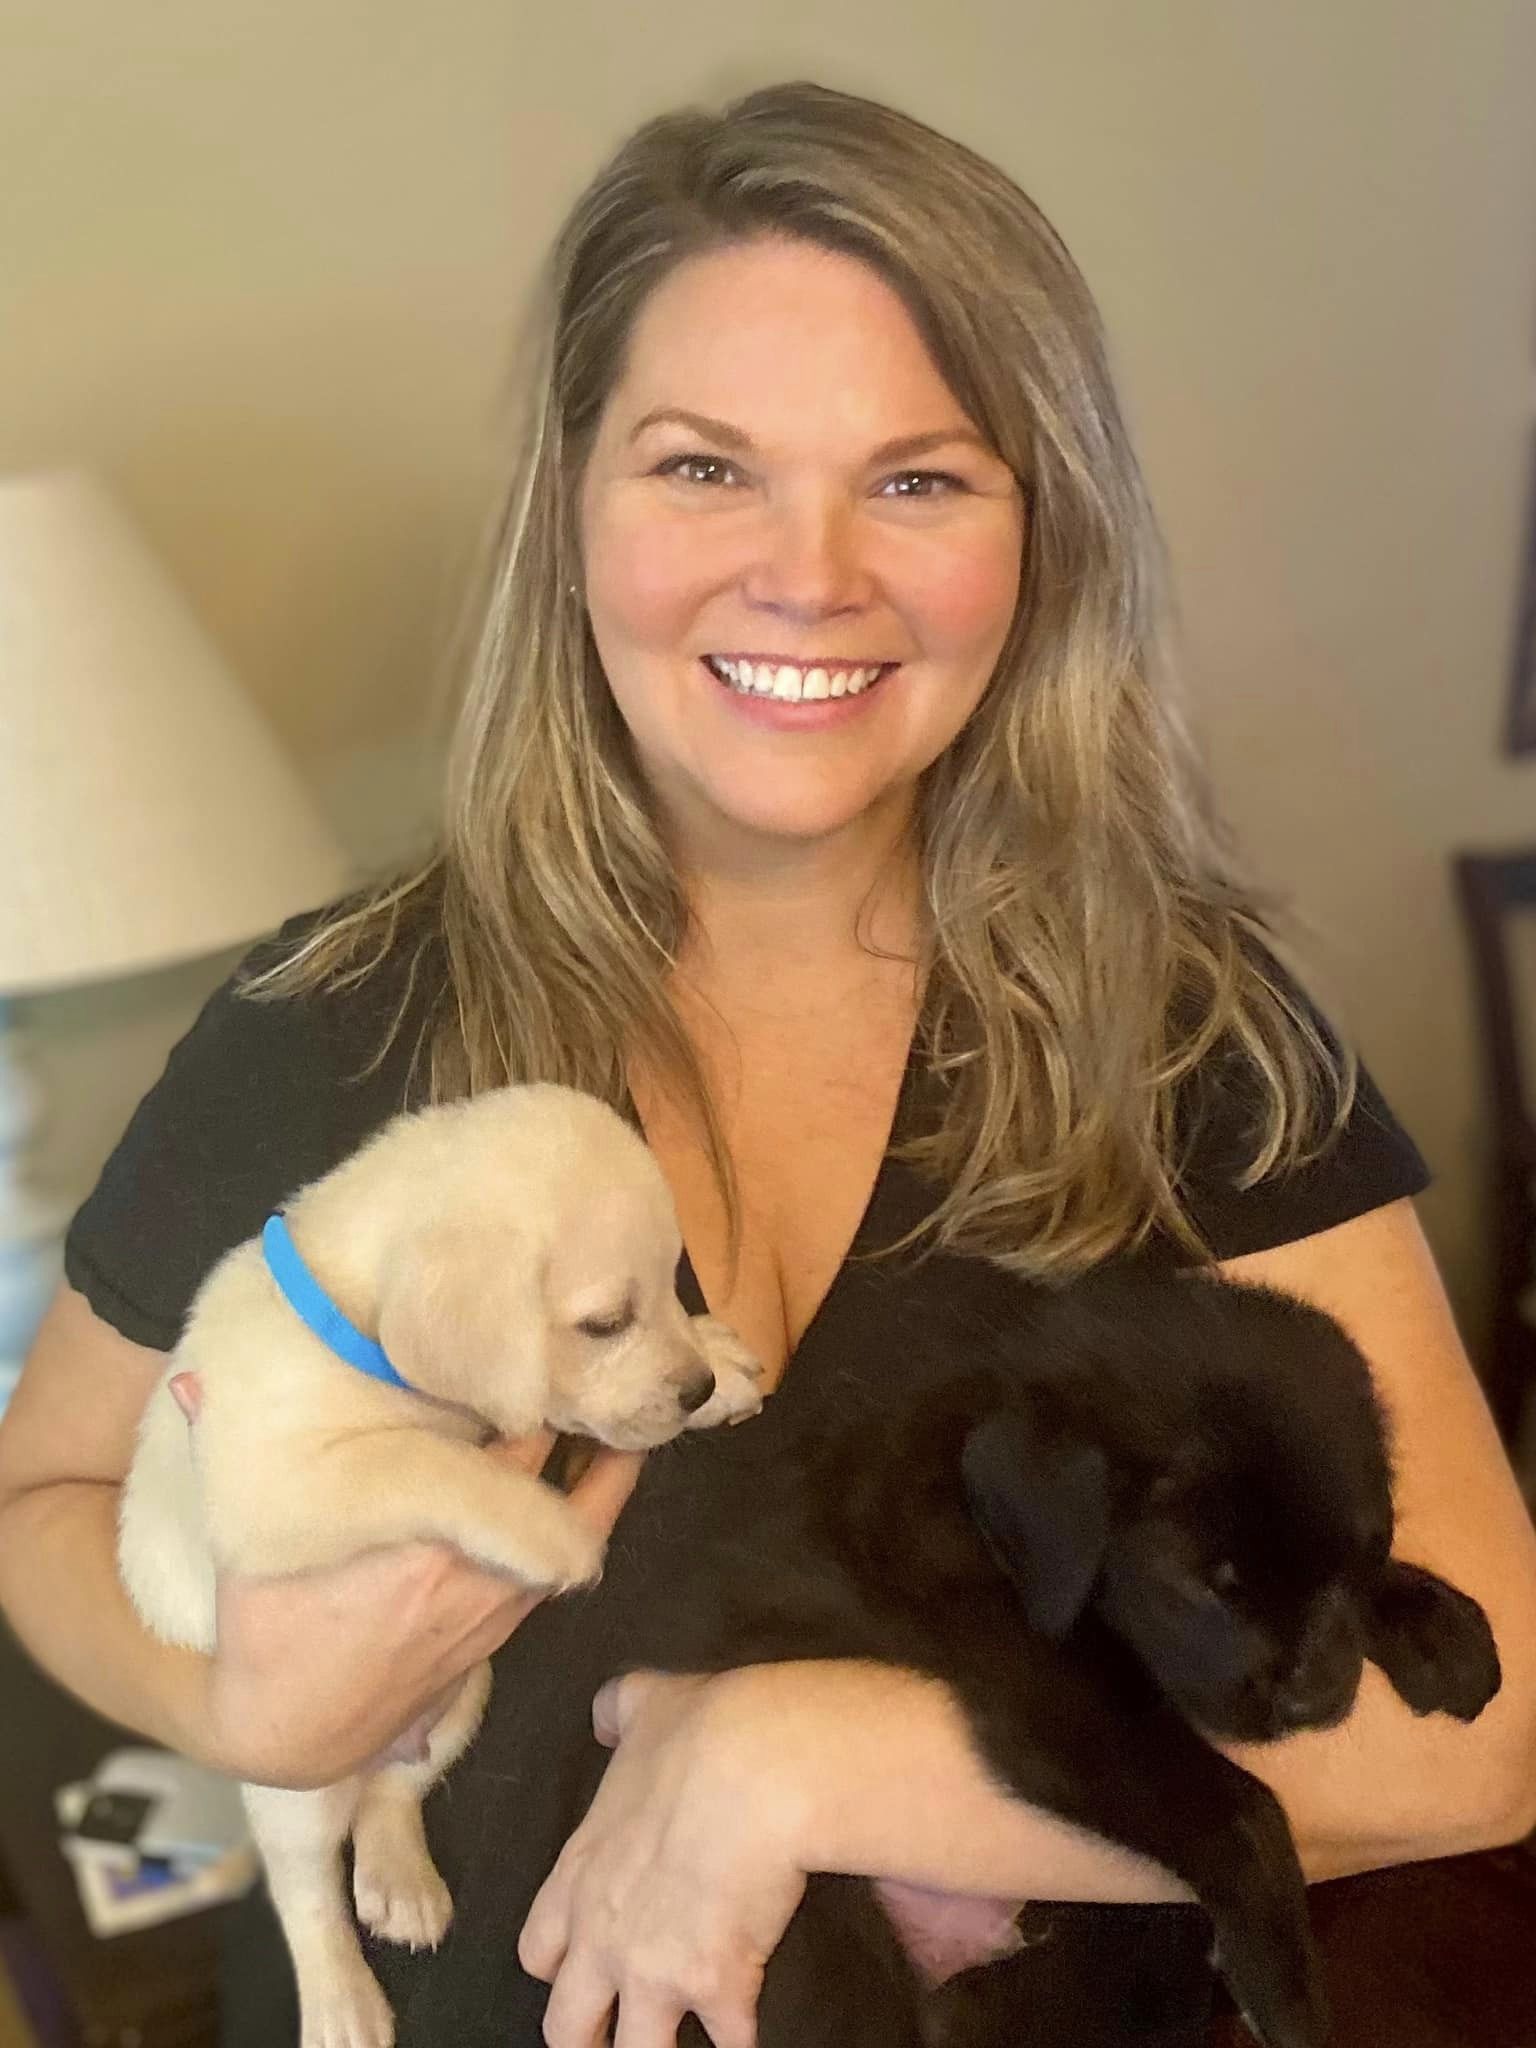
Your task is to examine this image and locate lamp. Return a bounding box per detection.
[0,469,352,1398]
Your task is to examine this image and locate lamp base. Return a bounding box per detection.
[0,1000,68,1409]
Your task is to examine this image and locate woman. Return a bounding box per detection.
[1,80,1532,2048]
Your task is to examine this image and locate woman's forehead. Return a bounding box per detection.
[599,237,980,460]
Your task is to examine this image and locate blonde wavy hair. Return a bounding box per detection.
[249,78,1353,1276]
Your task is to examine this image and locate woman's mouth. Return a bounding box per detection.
[701,654,899,704]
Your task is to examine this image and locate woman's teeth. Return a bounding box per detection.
[704,656,889,702]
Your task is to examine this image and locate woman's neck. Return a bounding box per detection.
[672,809,923,987]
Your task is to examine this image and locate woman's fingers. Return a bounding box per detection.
[591,1672,634,1748]
[517,1852,572,1983]
[484,1427,558,1475]
[592,1670,695,1749]
[537,1959,749,2048]
[689,2000,758,2048]
[611,1985,690,2048]
[567,1447,644,1538]
[539,1957,619,2047]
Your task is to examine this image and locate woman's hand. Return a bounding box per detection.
[170,1374,641,1789]
[520,1669,809,2048]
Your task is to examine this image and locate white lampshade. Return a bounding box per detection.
[0,469,352,995]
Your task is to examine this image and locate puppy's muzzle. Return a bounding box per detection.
[1274,1662,1360,1730]
[1276,1587,1363,1729]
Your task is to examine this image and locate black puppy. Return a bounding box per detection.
[634,1261,1501,2048]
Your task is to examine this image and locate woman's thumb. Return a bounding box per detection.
[568,1448,644,1537]
[592,1671,647,1747]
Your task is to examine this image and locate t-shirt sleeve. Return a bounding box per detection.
[1172,1005,1430,1264]
[64,914,413,1352]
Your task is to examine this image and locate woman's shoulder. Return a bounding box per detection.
[63,897,433,1351]
[1171,967,1430,1264]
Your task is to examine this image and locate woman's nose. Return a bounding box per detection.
[743,493,872,624]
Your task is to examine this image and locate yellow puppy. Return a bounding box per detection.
[118,1082,761,2048]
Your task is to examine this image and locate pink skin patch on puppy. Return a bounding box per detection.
[872,1877,1027,1986]
[379,1713,437,1766]
[168,1371,202,1422]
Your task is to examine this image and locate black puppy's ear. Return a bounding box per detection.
[962,1411,1110,1639]
[1363,1559,1502,1721]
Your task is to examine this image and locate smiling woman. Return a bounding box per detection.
[1,75,1533,2048]
[578,237,1024,847]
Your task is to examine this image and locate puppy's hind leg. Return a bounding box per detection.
[352,1660,492,1953]
[243,1777,394,2048]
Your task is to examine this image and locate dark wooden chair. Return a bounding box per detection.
[1454,849,1536,1444]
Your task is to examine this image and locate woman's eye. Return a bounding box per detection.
[882,469,966,500]
[656,453,739,488]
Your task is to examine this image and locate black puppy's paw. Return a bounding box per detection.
[1364,1560,1502,1721]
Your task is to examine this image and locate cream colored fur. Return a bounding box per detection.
[117,1083,761,2048]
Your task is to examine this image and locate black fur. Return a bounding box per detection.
[629,1260,1501,2048]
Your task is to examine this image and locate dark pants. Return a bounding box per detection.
[218,1884,298,2047]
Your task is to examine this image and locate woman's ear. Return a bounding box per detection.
[376,1223,550,1432]
[962,1409,1110,1639]
[1361,1558,1502,1722]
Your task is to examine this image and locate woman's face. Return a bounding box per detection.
[578,236,1024,856]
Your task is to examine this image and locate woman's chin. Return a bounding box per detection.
[696,786,901,850]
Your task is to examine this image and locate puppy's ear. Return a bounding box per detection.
[376,1224,548,1430]
[962,1411,1110,1639]
[1362,1559,1502,1721]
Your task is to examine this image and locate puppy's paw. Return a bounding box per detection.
[1365,1559,1502,1721]
[685,1316,765,1428]
[456,1480,607,1593]
[353,1852,452,1953]
[299,1958,395,2048]
[351,1778,458,1953]
[506,1505,607,1594]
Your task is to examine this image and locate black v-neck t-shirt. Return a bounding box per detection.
[64,918,1429,2046]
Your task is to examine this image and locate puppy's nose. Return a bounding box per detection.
[1276,1667,1360,1729]
[678,1371,716,1415]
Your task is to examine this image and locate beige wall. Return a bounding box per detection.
[5,1,1535,1336]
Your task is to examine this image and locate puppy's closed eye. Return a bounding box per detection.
[578,1302,635,1340]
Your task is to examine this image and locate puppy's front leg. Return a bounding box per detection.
[1364,1559,1502,1721]
[208,1431,605,1591]
[686,1315,765,1428]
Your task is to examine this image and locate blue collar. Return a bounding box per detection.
[261,1214,413,1392]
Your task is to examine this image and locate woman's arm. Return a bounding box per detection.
[1217,1196,1536,1871]
[0,1284,640,1788]
[520,1660,1191,2048]
[0,1287,214,1750]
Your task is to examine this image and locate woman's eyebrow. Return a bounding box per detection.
[627,407,992,467]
